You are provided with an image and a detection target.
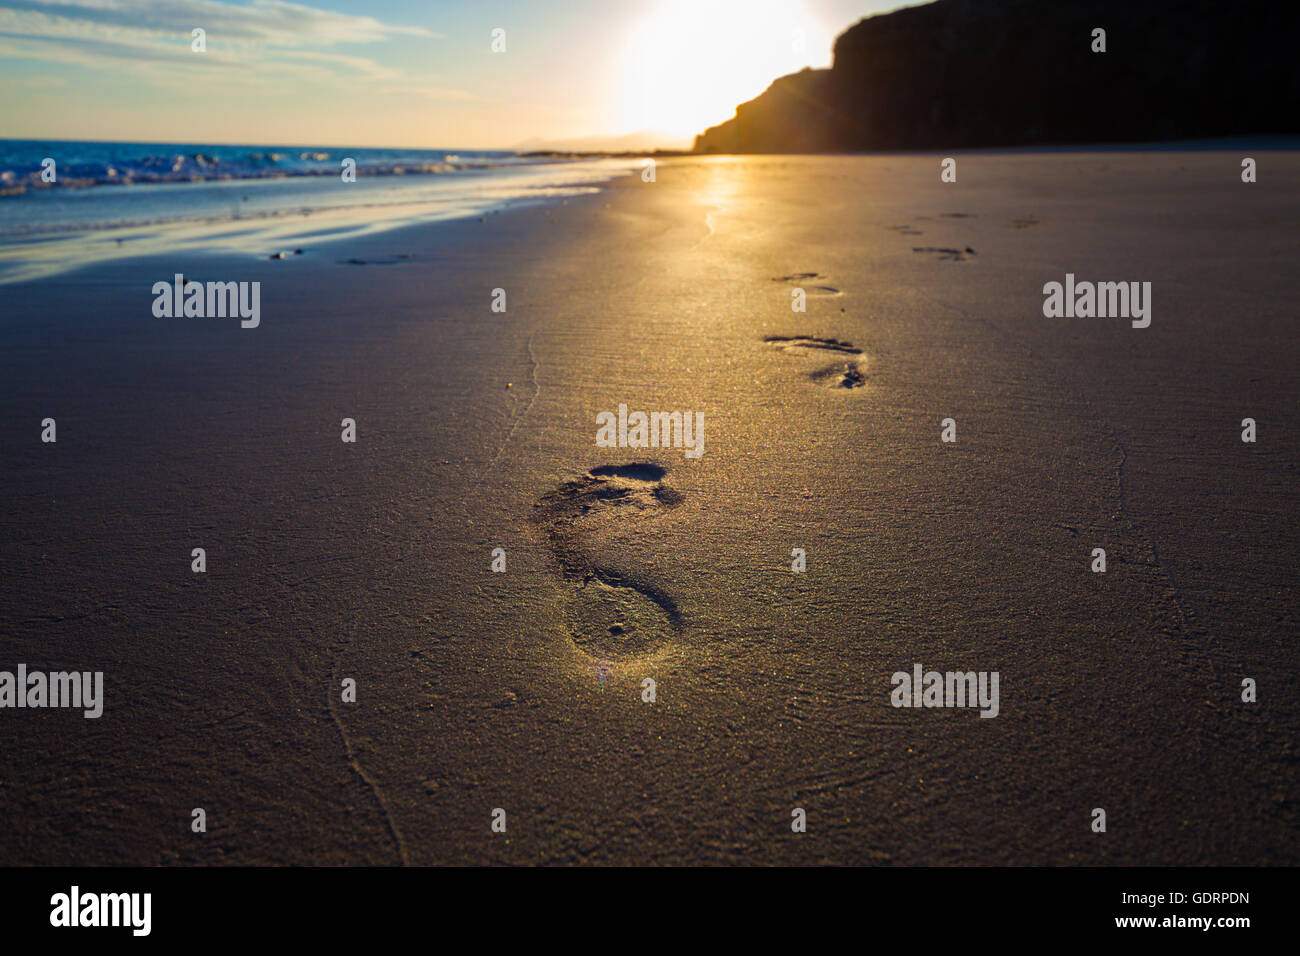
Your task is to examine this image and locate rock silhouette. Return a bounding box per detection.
[693,0,1299,153]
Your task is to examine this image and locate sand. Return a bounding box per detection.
[0,152,1296,865]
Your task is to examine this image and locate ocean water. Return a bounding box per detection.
[0,140,644,283]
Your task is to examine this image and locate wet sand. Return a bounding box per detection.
[1,152,1297,864]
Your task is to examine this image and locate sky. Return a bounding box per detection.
[0,0,925,149]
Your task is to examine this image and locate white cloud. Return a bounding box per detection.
[2,0,437,45]
[0,0,458,90]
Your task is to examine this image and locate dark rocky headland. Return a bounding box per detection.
[693,0,1300,153]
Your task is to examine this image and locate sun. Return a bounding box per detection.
[617,0,830,141]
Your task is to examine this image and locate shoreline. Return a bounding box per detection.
[6,137,1299,288]
[0,154,644,286]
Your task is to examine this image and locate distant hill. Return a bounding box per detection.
[694,0,1300,153]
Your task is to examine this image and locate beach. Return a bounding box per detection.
[1,151,1296,865]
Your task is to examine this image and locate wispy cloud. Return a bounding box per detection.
[1,0,437,45]
[0,0,457,89]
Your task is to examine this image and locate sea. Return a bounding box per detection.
[0,139,645,283]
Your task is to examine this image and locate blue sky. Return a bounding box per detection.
[0,0,923,148]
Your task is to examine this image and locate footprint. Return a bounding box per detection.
[339,254,414,266]
[764,336,861,354]
[810,362,867,389]
[888,224,923,236]
[771,273,839,294]
[563,572,680,660]
[533,463,684,659]
[764,336,867,389]
[939,212,975,218]
[912,246,977,262]
[1009,219,1040,229]
[769,270,842,293]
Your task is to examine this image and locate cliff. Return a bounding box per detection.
[693,0,1300,153]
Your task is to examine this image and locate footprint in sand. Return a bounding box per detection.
[339,254,414,266]
[763,336,867,390]
[1008,219,1040,229]
[533,463,684,659]
[772,273,840,295]
[912,246,977,262]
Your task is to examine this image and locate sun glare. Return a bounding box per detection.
[618,0,829,141]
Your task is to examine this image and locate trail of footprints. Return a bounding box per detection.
[766,206,1040,395]
[536,220,1035,654]
[536,267,870,658]
[767,273,866,390]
